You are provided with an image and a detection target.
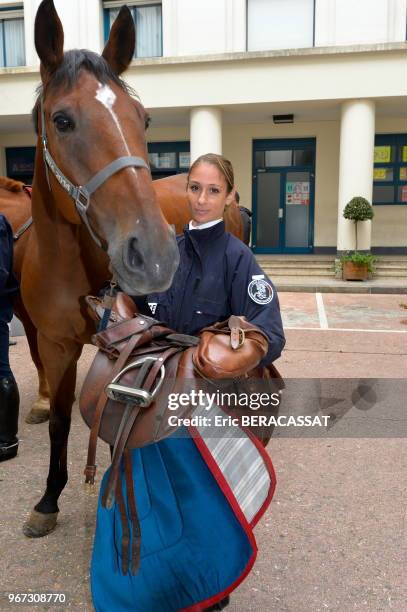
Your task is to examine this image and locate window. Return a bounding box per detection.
[6,147,35,184]
[247,0,315,52]
[0,6,25,67]
[148,142,190,179]
[373,135,407,205]
[104,1,162,58]
[254,146,315,169]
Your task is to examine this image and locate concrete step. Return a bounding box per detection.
[375,263,407,270]
[270,276,407,293]
[256,261,334,269]
[261,268,334,277]
[375,270,407,277]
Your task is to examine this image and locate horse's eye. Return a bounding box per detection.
[54,115,74,133]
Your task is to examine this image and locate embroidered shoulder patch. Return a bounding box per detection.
[248,278,273,305]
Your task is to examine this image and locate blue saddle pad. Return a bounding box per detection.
[91,435,254,612]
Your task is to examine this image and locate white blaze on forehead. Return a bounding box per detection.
[95,82,133,161]
[95,83,116,109]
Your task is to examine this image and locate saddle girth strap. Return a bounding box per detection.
[115,470,131,576]
[124,449,141,575]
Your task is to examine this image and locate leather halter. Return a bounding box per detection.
[40,97,150,248]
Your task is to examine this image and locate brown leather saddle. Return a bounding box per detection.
[79,294,284,575]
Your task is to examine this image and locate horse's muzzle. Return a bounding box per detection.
[110,226,179,295]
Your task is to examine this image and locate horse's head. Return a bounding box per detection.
[33,0,179,294]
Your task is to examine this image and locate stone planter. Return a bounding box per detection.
[342,261,368,281]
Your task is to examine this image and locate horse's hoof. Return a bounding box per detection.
[23,510,58,538]
[25,398,50,424]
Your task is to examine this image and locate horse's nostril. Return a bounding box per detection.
[127,237,144,270]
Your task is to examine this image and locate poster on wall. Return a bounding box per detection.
[286,181,310,206]
[374,146,391,163]
[373,168,387,180]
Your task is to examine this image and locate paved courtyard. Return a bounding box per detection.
[0,293,406,611]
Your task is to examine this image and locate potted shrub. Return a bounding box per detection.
[340,251,376,280]
[341,196,375,281]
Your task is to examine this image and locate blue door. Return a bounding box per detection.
[252,139,315,253]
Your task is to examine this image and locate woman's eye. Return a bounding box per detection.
[210,188,220,194]
[190,185,199,192]
[145,117,151,130]
[53,115,74,133]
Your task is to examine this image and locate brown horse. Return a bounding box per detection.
[3,0,181,539]
[1,174,243,423]
[1,0,243,539]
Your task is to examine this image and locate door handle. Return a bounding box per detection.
[278,208,284,218]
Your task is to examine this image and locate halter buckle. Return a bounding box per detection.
[75,187,91,212]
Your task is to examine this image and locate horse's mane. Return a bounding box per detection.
[32,49,138,134]
[0,177,24,192]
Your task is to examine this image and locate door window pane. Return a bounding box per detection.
[256,173,280,248]
[373,185,394,203]
[373,167,393,181]
[293,149,314,166]
[254,151,265,169]
[265,150,292,167]
[399,145,407,163]
[248,0,314,51]
[398,186,407,202]
[285,171,310,248]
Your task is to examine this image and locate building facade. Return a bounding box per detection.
[1,0,407,254]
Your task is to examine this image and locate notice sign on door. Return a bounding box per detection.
[286,181,310,205]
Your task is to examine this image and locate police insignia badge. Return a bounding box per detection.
[248,275,273,305]
[148,302,157,315]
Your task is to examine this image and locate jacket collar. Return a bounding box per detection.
[184,220,226,257]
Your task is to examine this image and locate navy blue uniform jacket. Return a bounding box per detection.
[138,221,285,366]
[0,214,19,323]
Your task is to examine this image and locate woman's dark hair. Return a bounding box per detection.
[187,153,234,194]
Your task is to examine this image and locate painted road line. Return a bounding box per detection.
[284,326,407,334]
[315,292,328,329]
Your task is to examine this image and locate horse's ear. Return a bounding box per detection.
[102,6,135,76]
[35,0,64,79]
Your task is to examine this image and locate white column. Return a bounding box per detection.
[190,107,222,163]
[337,99,375,252]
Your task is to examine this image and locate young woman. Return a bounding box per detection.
[91,154,286,612]
[0,214,20,461]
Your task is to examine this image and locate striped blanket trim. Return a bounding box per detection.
[192,404,272,524]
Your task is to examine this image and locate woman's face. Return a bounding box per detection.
[187,162,234,225]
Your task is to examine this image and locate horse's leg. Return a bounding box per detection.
[23,335,82,538]
[13,297,50,423]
